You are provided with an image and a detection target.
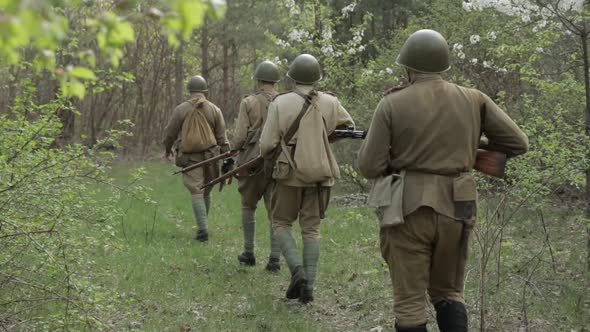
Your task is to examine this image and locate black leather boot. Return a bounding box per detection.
[434,300,468,332]
[195,229,208,242]
[265,257,280,272]
[299,288,314,304]
[237,252,256,266]
[286,265,307,299]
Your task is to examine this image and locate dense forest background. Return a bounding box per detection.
[1,0,590,331]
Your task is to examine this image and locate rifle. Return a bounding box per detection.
[200,155,263,190]
[474,149,506,178]
[336,128,507,178]
[202,129,368,190]
[333,129,367,139]
[172,149,238,175]
[200,134,508,190]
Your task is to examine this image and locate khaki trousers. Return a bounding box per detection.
[380,207,471,327]
[271,183,330,241]
[238,173,273,212]
[181,151,219,195]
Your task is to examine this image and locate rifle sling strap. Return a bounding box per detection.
[283,90,314,147]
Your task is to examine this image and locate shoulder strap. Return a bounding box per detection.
[480,103,487,136]
[187,98,215,129]
[283,90,315,145]
[383,85,407,96]
[182,99,200,123]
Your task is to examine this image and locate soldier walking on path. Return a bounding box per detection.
[163,75,230,242]
[357,29,528,332]
[260,54,354,304]
[232,60,282,271]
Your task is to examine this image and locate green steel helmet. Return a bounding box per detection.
[396,29,451,73]
[253,60,280,83]
[287,54,322,84]
[187,75,208,92]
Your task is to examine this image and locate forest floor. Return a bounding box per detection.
[91,161,398,332]
[84,161,589,332]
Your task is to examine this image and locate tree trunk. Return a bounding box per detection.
[313,0,322,46]
[228,40,239,124]
[200,17,209,81]
[175,40,185,105]
[382,2,392,34]
[581,29,590,271]
[222,22,230,114]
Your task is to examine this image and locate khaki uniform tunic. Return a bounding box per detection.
[163,93,230,195]
[260,84,354,240]
[358,73,528,327]
[233,86,277,211]
[233,86,276,150]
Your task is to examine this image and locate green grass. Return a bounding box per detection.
[92,161,394,331]
[85,161,589,331]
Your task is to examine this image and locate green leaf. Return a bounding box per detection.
[70,67,97,80]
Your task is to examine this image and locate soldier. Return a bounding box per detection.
[358,29,528,332]
[260,54,354,303]
[163,75,230,242]
[232,60,282,271]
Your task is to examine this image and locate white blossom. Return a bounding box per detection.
[497,67,508,73]
[483,60,491,68]
[321,45,335,55]
[358,45,366,52]
[42,49,55,57]
[533,20,548,33]
[341,3,356,17]
[347,47,357,55]
[275,39,290,48]
[535,47,544,53]
[362,69,373,76]
[487,31,497,41]
[452,43,463,52]
[470,58,478,65]
[457,51,466,60]
[470,34,481,45]
[288,29,311,42]
[284,0,300,15]
[352,29,364,44]
[322,28,333,40]
[462,2,473,11]
[385,67,393,74]
[467,0,582,20]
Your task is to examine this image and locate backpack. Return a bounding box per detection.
[235,93,272,173]
[180,98,216,153]
[292,93,340,183]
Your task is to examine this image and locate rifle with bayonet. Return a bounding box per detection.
[172,149,239,175]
